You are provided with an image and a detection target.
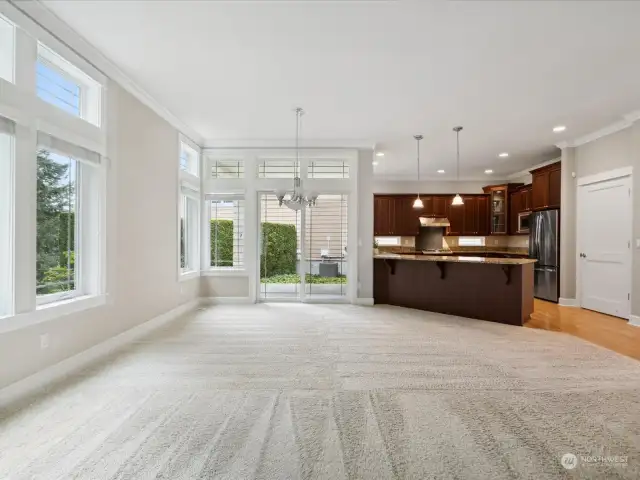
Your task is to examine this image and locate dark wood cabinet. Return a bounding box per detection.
[447,200,464,236]
[394,197,420,236]
[477,196,489,235]
[509,185,534,235]
[483,183,523,235]
[373,196,394,236]
[531,162,561,210]
[433,196,448,217]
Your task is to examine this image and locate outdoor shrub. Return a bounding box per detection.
[211,219,234,267]
[260,222,297,277]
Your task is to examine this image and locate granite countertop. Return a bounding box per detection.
[374,253,537,265]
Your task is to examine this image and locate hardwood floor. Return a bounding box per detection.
[525,299,640,361]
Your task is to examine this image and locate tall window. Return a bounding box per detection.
[36,150,78,301]
[0,14,14,83]
[180,192,199,273]
[0,117,14,316]
[208,196,245,269]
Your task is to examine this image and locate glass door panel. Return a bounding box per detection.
[259,193,302,300]
[491,188,507,234]
[304,194,348,299]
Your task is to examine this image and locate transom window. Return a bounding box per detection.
[308,159,350,179]
[257,159,299,178]
[0,14,15,83]
[209,158,244,179]
[180,141,199,177]
[36,43,102,126]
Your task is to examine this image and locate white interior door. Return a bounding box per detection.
[578,174,632,318]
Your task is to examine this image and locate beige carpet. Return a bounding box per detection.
[1,304,639,479]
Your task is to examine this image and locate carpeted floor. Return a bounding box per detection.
[1,304,639,479]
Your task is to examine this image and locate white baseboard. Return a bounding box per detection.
[630,315,640,327]
[201,297,253,305]
[0,299,199,409]
[354,298,374,306]
[559,297,579,307]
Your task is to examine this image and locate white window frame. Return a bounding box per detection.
[180,137,200,178]
[0,13,15,84]
[206,194,246,272]
[178,135,201,281]
[0,4,108,332]
[36,42,102,127]
[0,123,15,318]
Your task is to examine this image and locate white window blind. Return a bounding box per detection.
[257,159,299,178]
[458,237,485,247]
[37,131,101,165]
[308,159,350,179]
[206,194,245,269]
[209,158,244,179]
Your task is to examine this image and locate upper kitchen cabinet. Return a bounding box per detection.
[531,162,561,210]
[373,196,394,236]
[432,196,449,217]
[394,196,420,236]
[483,183,523,235]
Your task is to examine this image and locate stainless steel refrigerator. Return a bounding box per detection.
[529,209,559,302]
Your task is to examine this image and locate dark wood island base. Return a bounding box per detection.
[374,255,536,326]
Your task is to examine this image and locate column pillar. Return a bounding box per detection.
[558,144,577,305]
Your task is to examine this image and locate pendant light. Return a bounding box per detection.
[413,134,424,209]
[451,126,464,206]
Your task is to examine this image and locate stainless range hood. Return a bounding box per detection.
[419,217,450,228]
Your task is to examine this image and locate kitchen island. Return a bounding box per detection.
[374,254,536,326]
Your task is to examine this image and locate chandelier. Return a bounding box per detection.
[276,107,317,211]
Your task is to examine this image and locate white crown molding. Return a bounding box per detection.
[203,138,376,150]
[11,0,204,145]
[506,158,561,180]
[374,174,509,182]
[558,110,640,149]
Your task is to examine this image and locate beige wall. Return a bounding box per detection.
[571,124,640,315]
[0,83,199,389]
[201,276,250,298]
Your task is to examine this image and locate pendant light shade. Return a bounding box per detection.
[452,126,464,206]
[413,134,423,209]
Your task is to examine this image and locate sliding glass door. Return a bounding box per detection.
[258,193,348,302]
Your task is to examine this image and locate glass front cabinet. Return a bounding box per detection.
[483,184,523,235]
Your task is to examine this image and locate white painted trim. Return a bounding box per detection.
[354,297,374,306]
[10,0,203,145]
[201,269,248,277]
[629,315,640,327]
[558,297,579,307]
[0,299,199,407]
[506,158,561,181]
[557,110,640,149]
[200,296,253,305]
[203,139,375,150]
[375,174,512,183]
[577,166,633,186]
[179,270,200,282]
[0,294,106,334]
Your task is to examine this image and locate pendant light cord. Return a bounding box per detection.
[416,138,420,197]
[456,129,460,181]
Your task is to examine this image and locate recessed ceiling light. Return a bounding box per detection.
[553,125,566,133]
[437,169,445,174]
[375,152,384,157]
[485,169,494,174]
[498,152,509,158]
[372,161,379,166]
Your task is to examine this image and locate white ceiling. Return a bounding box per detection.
[43,0,640,179]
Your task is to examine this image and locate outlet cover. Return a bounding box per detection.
[40,333,50,350]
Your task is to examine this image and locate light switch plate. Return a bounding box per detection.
[40,333,50,350]
[636,239,640,248]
